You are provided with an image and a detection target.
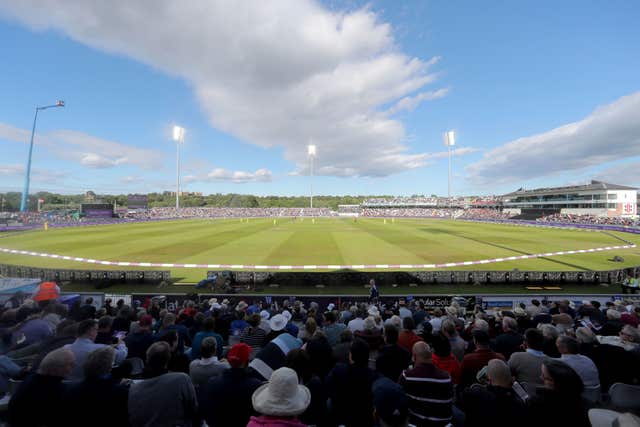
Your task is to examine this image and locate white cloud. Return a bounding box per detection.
[0,122,163,170]
[594,161,640,187]
[205,168,273,183]
[0,0,447,177]
[466,92,640,185]
[0,163,66,182]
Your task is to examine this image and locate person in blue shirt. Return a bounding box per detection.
[191,317,223,360]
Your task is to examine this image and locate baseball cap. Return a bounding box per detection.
[227,343,252,368]
[372,377,408,425]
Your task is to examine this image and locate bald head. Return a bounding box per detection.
[412,341,432,364]
[486,359,512,388]
[38,348,75,378]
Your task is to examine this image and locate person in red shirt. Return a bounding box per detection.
[431,333,462,385]
[398,317,423,353]
[460,330,505,387]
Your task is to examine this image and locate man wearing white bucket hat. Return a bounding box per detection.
[247,367,310,427]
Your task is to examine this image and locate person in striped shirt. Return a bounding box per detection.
[398,341,453,426]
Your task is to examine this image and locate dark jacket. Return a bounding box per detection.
[64,376,130,427]
[528,388,589,427]
[375,344,411,381]
[326,363,379,427]
[8,374,68,427]
[199,367,263,427]
[492,331,523,360]
[124,331,155,361]
[461,384,527,427]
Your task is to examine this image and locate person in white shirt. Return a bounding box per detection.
[348,308,367,333]
[555,335,599,388]
[189,337,229,388]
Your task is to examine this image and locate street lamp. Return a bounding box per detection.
[20,100,65,212]
[307,144,317,208]
[442,130,455,203]
[172,125,185,210]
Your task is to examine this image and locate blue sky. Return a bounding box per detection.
[0,0,639,196]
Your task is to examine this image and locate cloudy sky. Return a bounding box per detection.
[0,1,638,196]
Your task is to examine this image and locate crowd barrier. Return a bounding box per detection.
[0,263,170,283]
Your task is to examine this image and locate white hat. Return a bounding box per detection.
[209,298,218,305]
[236,301,248,312]
[368,306,380,316]
[514,307,526,316]
[281,310,292,322]
[269,314,287,331]
[327,303,335,311]
[211,303,221,310]
[252,367,310,416]
[445,306,458,317]
[260,310,271,320]
[222,299,230,305]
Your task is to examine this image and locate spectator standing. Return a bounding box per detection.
[241,313,267,350]
[200,343,262,427]
[431,333,462,385]
[442,319,466,362]
[347,308,366,333]
[399,341,453,427]
[94,316,114,345]
[129,342,198,427]
[322,311,346,347]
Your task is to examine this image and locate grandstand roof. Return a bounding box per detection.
[504,180,637,197]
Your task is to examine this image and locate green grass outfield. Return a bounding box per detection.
[1,217,640,284]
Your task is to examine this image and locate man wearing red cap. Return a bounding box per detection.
[199,343,263,427]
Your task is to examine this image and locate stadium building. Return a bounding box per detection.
[502,180,638,218]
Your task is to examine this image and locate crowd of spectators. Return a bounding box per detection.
[538,214,638,227]
[126,207,334,220]
[1,290,639,426]
[361,208,461,218]
[457,209,514,220]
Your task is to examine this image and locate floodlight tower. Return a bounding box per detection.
[172,125,185,210]
[307,144,317,208]
[20,100,65,212]
[443,130,456,203]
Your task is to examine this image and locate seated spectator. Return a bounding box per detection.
[322,311,346,347]
[347,308,366,333]
[124,314,155,360]
[493,316,523,360]
[158,330,190,374]
[538,323,561,357]
[241,313,267,350]
[398,316,423,353]
[555,335,599,388]
[601,309,624,336]
[200,343,262,427]
[508,328,548,386]
[431,333,462,385]
[8,348,75,427]
[64,319,127,381]
[11,309,54,349]
[286,349,328,427]
[376,324,411,381]
[399,341,453,427]
[297,317,317,343]
[129,341,197,427]
[461,359,527,427]
[305,334,335,380]
[621,307,640,328]
[189,337,229,389]
[442,319,466,362]
[248,367,310,427]
[355,316,385,354]
[430,308,445,333]
[528,359,589,427]
[157,313,191,354]
[372,377,410,427]
[461,330,505,387]
[258,310,271,334]
[111,305,133,334]
[326,338,380,427]
[332,329,353,365]
[64,346,129,427]
[94,315,114,345]
[250,331,303,381]
[190,317,223,360]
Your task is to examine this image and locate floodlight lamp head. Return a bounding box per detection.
[443,130,455,146]
[172,125,185,142]
[55,100,65,107]
[307,144,317,156]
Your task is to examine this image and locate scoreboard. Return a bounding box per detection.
[80,203,114,218]
[127,194,148,210]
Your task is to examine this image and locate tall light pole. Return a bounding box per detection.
[442,130,455,204]
[172,125,185,210]
[20,100,65,212]
[307,144,316,208]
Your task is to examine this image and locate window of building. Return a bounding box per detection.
[608,194,617,200]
